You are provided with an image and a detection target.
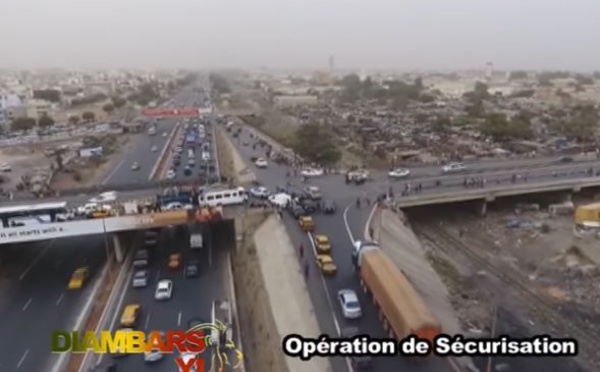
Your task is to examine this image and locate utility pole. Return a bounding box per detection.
[486,304,498,372]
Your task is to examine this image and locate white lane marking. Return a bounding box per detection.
[98,265,136,364]
[308,230,355,372]
[306,234,341,334]
[16,349,29,369]
[55,293,65,306]
[144,313,151,330]
[19,240,54,281]
[177,311,182,327]
[342,204,355,244]
[22,298,32,311]
[101,159,124,185]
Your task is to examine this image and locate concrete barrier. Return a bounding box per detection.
[148,122,180,180]
[227,253,246,372]
[77,239,136,372]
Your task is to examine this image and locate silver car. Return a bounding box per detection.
[338,289,362,319]
[132,270,148,288]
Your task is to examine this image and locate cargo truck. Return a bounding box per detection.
[352,241,441,342]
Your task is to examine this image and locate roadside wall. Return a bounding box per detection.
[254,215,332,372]
[370,207,474,371]
[215,127,256,185]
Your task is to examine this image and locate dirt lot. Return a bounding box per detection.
[0,146,55,191]
[407,201,600,372]
[50,135,134,189]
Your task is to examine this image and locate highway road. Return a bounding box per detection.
[228,127,454,372]
[159,115,220,184]
[0,236,107,372]
[101,87,199,185]
[109,222,237,371]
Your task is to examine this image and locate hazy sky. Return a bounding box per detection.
[0,0,598,71]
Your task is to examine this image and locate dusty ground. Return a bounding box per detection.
[231,212,290,372]
[54,101,113,123]
[50,135,134,189]
[0,146,55,191]
[215,126,256,185]
[407,201,600,372]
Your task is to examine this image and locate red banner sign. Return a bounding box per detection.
[142,108,200,117]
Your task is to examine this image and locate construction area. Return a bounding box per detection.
[389,194,600,372]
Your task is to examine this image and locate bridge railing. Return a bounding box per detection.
[2,176,225,203]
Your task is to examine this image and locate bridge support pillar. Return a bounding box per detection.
[479,201,487,216]
[112,235,124,263]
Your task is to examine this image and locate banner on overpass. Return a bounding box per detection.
[104,210,192,231]
[0,211,193,244]
[142,108,200,118]
[0,220,104,244]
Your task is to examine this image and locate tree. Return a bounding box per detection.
[292,123,341,165]
[82,111,95,122]
[103,103,115,113]
[68,115,80,125]
[463,81,490,102]
[509,71,528,80]
[509,89,535,98]
[37,115,55,128]
[480,113,533,141]
[11,117,36,132]
[111,96,127,108]
[208,73,231,93]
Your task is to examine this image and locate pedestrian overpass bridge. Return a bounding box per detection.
[0,206,239,258]
[396,176,600,212]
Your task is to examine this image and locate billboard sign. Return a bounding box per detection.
[142,108,200,118]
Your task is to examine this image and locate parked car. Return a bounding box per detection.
[155,279,173,301]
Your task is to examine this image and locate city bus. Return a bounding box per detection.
[0,201,70,227]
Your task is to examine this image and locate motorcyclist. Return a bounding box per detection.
[356,197,361,208]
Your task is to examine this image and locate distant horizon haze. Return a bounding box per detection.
[0,0,598,71]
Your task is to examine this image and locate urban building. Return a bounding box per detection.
[0,93,23,127]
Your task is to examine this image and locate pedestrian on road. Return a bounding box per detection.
[299,244,304,259]
[304,261,309,278]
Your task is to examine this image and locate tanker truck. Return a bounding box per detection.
[352,241,441,342]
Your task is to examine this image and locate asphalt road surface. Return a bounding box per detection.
[0,236,107,372]
[161,117,219,183]
[109,223,238,372]
[228,128,454,372]
[101,89,198,185]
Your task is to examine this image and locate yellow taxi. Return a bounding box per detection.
[91,209,112,218]
[68,267,89,290]
[120,304,141,327]
[316,255,337,275]
[299,216,315,232]
[168,253,182,270]
[314,235,331,253]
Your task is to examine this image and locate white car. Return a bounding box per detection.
[131,162,140,171]
[166,169,176,179]
[162,132,168,137]
[442,162,466,173]
[338,289,362,319]
[388,168,411,178]
[89,191,117,203]
[268,193,292,207]
[0,163,11,172]
[249,186,270,198]
[155,279,173,301]
[254,158,268,168]
[202,151,210,161]
[144,331,165,362]
[301,168,324,177]
[151,145,158,152]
